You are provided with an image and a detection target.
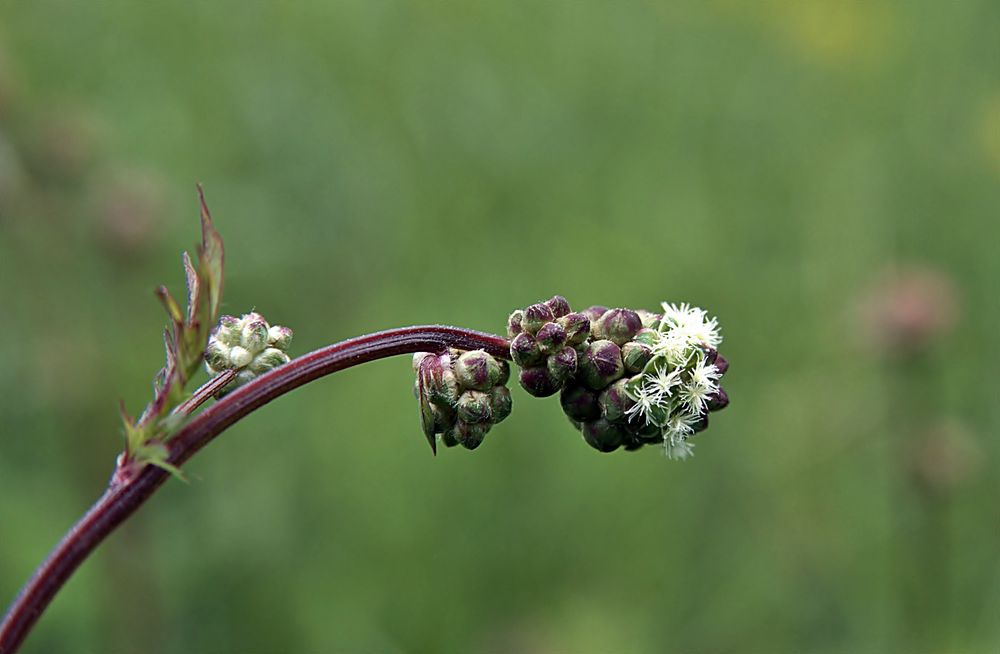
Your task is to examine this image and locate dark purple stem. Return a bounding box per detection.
[0,326,510,654]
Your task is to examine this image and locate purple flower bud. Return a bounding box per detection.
[560,383,601,422]
[707,387,729,412]
[582,305,609,323]
[523,303,555,334]
[691,412,709,433]
[582,418,626,453]
[454,350,502,391]
[457,390,492,424]
[599,379,635,423]
[621,341,652,373]
[451,421,488,450]
[507,310,524,338]
[559,312,591,346]
[535,321,567,354]
[546,346,577,383]
[545,295,572,318]
[496,360,510,386]
[518,366,561,397]
[714,353,729,376]
[510,332,543,367]
[489,386,513,422]
[593,308,642,346]
[579,340,624,390]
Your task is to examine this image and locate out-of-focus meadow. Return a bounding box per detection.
[1,2,998,652]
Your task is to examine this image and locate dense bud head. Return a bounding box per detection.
[229,345,253,368]
[507,310,524,338]
[535,321,567,354]
[523,303,555,334]
[456,390,493,424]
[579,340,624,390]
[545,295,571,318]
[546,346,578,383]
[559,312,591,345]
[594,308,642,345]
[510,332,543,367]
[518,366,561,397]
[248,347,290,374]
[241,319,269,353]
[582,305,608,323]
[267,325,293,350]
[599,378,635,423]
[621,341,653,373]
[454,350,502,391]
[560,383,600,422]
[489,386,513,422]
[707,387,729,411]
[582,418,626,453]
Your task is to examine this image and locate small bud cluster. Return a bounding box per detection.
[205,312,293,387]
[508,298,729,458]
[413,349,512,451]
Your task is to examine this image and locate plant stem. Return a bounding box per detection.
[0,325,510,654]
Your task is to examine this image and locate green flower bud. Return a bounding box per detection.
[559,312,591,346]
[249,347,290,374]
[267,325,293,350]
[496,359,510,386]
[633,328,659,347]
[546,346,577,383]
[440,427,459,448]
[229,345,253,368]
[432,404,456,433]
[636,310,662,329]
[523,303,555,334]
[507,310,524,338]
[621,341,653,373]
[560,383,600,422]
[418,352,460,406]
[535,321,566,354]
[454,350,502,391]
[510,332,543,367]
[582,418,626,453]
[598,378,635,423]
[235,369,257,386]
[452,420,489,450]
[215,315,242,346]
[579,340,624,390]
[205,340,230,372]
[241,318,268,353]
[456,390,492,424]
[489,386,513,423]
[518,366,560,397]
[545,295,571,318]
[593,308,642,345]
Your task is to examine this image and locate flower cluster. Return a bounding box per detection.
[205,312,293,387]
[507,297,729,458]
[413,350,512,453]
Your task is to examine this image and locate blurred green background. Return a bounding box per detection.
[1,1,998,652]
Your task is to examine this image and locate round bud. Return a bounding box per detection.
[454,350,502,391]
[714,353,730,376]
[507,310,524,338]
[622,341,653,373]
[215,315,242,346]
[593,308,642,345]
[496,360,510,386]
[522,303,555,334]
[560,383,600,422]
[456,390,492,424]
[633,328,659,347]
[510,332,543,367]
[241,319,269,353]
[432,404,456,433]
[582,418,626,453]
[249,347,290,374]
[535,321,566,354]
[691,412,709,434]
[707,387,729,412]
[599,378,635,423]
[267,325,293,350]
[422,354,459,406]
[205,340,230,371]
[229,345,253,368]
[234,369,257,386]
[440,428,459,448]
[488,386,513,423]
[582,305,609,323]
[546,346,577,383]
[545,295,571,318]
[636,310,662,329]
[518,366,561,397]
[579,340,624,390]
[559,312,591,346]
[454,421,489,450]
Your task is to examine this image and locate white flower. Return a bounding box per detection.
[649,330,692,367]
[660,301,722,348]
[678,358,721,413]
[646,364,682,401]
[663,438,695,460]
[625,383,659,422]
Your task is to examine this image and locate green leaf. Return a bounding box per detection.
[197,184,225,323]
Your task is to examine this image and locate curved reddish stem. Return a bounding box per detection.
[0,326,510,654]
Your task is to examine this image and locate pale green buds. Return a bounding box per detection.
[413,348,512,453]
[205,312,294,389]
